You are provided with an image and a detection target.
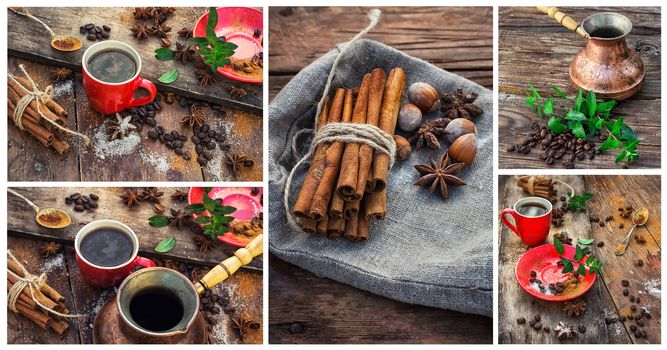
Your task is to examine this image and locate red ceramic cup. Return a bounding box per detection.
[81,40,156,114]
[501,196,553,246]
[75,219,155,288]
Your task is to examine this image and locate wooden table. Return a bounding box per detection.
[7,8,263,182]
[498,175,661,344]
[268,7,493,343]
[7,187,262,344]
[498,7,661,169]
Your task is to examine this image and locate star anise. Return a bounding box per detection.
[228,86,248,98]
[562,300,586,317]
[106,113,137,141]
[178,27,193,39]
[133,7,152,20]
[139,187,164,203]
[120,189,141,208]
[414,151,466,200]
[409,118,450,150]
[232,317,260,342]
[131,23,151,40]
[193,235,215,253]
[169,208,191,230]
[181,105,207,129]
[440,88,483,119]
[50,67,72,82]
[174,42,195,64]
[153,7,176,17]
[38,242,62,257]
[151,22,172,38]
[226,152,247,178]
[171,189,188,202]
[195,68,217,87]
[553,321,578,340]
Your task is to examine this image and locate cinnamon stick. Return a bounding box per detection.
[8,104,55,146]
[49,319,70,335]
[327,217,345,240]
[343,212,360,241]
[8,271,58,310]
[8,80,63,125]
[15,76,68,118]
[301,218,318,234]
[7,280,38,309]
[369,68,407,192]
[316,214,329,236]
[308,88,356,220]
[329,192,345,219]
[51,139,71,155]
[357,68,386,196]
[344,200,360,220]
[8,260,65,303]
[364,189,388,219]
[356,204,370,241]
[15,302,51,330]
[336,74,372,201]
[7,86,59,127]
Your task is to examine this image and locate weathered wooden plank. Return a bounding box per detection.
[7,57,81,181]
[269,255,492,344]
[498,176,611,344]
[6,187,262,270]
[7,237,81,344]
[7,7,262,113]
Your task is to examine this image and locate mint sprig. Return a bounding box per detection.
[554,236,602,277]
[189,7,238,73]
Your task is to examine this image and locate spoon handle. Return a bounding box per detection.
[621,224,638,245]
[7,188,41,213]
[8,7,56,37]
[536,6,589,39]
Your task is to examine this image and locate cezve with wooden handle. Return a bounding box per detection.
[194,233,263,294]
[537,6,589,39]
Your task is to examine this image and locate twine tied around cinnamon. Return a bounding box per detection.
[7,250,84,318]
[282,9,388,231]
[9,64,91,145]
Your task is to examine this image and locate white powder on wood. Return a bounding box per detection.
[644,279,661,299]
[93,122,141,160]
[40,254,65,274]
[53,80,73,97]
[140,150,170,173]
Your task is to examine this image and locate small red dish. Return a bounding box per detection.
[188,187,263,247]
[193,7,263,84]
[515,243,596,301]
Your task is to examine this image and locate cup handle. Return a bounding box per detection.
[501,208,521,237]
[131,256,156,270]
[127,77,157,108]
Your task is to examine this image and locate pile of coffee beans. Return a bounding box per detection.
[125,96,163,132]
[192,123,229,166]
[506,121,599,168]
[80,23,111,41]
[65,192,99,213]
[147,127,192,160]
[609,279,651,339]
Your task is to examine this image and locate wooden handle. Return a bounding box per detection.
[194,234,263,294]
[537,6,588,38]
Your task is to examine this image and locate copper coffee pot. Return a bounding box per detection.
[538,6,645,100]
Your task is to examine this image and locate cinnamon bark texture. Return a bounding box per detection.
[358,68,386,195]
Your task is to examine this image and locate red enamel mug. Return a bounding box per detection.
[75,219,155,288]
[81,40,156,114]
[501,196,553,247]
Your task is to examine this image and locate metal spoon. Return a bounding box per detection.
[9,7,82,52]
[7,189,72,229]
[614,207,649,256]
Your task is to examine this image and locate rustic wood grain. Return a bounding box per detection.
[269,255,492,344]
[498,7,661,169]
[269,6,493,101]
[498,175,661,344]
[7,7,262,112]
[6,187,262,270]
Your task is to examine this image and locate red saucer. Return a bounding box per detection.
[515,243,596,301]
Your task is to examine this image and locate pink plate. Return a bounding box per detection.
[188,187,263,247]
[515,243,596,302]
[193,7,263,84]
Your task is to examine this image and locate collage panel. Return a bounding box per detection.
[7,186,264,344]
[498,175,661,344]
[7,7,263,181]
[269,6,493,344]
[498,7,661,169]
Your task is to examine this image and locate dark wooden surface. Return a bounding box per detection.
[7,236,263,344]
[7,57,262,182]
[269,6,493,101]
[268,6,493,344]
[498,7,661,169]
[7,7,262,112]
[498,175,661,344]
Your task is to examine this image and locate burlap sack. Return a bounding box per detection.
[269,39,492,316]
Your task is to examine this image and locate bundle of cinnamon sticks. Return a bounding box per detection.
[516,175,557,202]
[7,74,71,155]
[293,67,406,241]
[7,259,71,335]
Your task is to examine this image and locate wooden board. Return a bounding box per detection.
[269,255,492,344]
[498,7,661,169]
[498,175,661,344]
[6,187,262,270]
[269,6,493,101]
[7,7,262,113]
[7,57,262,182]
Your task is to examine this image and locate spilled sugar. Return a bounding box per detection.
[92,121,141,160]
[140,149,170,173]
[644,279,661,299]
[40,254,65,274]
[53,80,73,97]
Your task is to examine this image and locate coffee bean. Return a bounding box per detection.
[174,148,183,155]
[622,280,630,287]
[637,320,644,327]
[74,205,85,212]
[79,26,87,34]
[148,130,159,139]
[165,142,173,149]
[103,25,111,32]
[288,322,305,334]
[145,117,156,126]
[630,325,637,331]
[636,297,641,303]
[83,203,91,210]
[183,153,191,161]
[81,195,89,203]
[65,197,73,204]
[89,202,98,208]
[631,305,637,312]
[619,316,627,322]
[244,159,254,167]
[197,156,208,165]
[84,23,94,30]
[637,259,644,267]
[164,134,174,142]
[578,325,586,333]
[206,142,216,150]
[630,295,635,302]
[178,135,187,141]
[96,33,103,39]
[201,124,210,133]
[87,34,97,41]
[195,145,204,154]
[203,151,213,160]
[173,140,183,148]
[597,241,605,247]
[209,307,220,314]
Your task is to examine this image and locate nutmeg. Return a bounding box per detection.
[448,133,477,166]
[408,82,439,113]
[398,104,422,132]
[393,135,411,161]
[444,118,477,144]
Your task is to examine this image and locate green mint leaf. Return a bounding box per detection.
[185,203,206,214]
[596,100,616,117]
[622,139,640,152]
[562,260,574,274]
[548,116,567,134]
[577,264,587,276]
[203,192,217,213]
[586,90,597,117]
[189,37,210,47]
[154,47,174,61]
[528,84,541,100]
[611,118,624,135]
[155,237,176,253]
[578,238,595,245]
[621,124,637,141]
[551,85,568,99]
[543,98,554,115]
[565,109,587,121]
[554,236,564,255]
[148,215,170,227]
[574,245,584,261]
[206,7,219,46]
[574,89,583,112]
[595,118,604,130]
[599,137,621,151]
[615,150,628,163]
[570,121,586,139]
[195,216,212,224]
[158,69,179,84]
